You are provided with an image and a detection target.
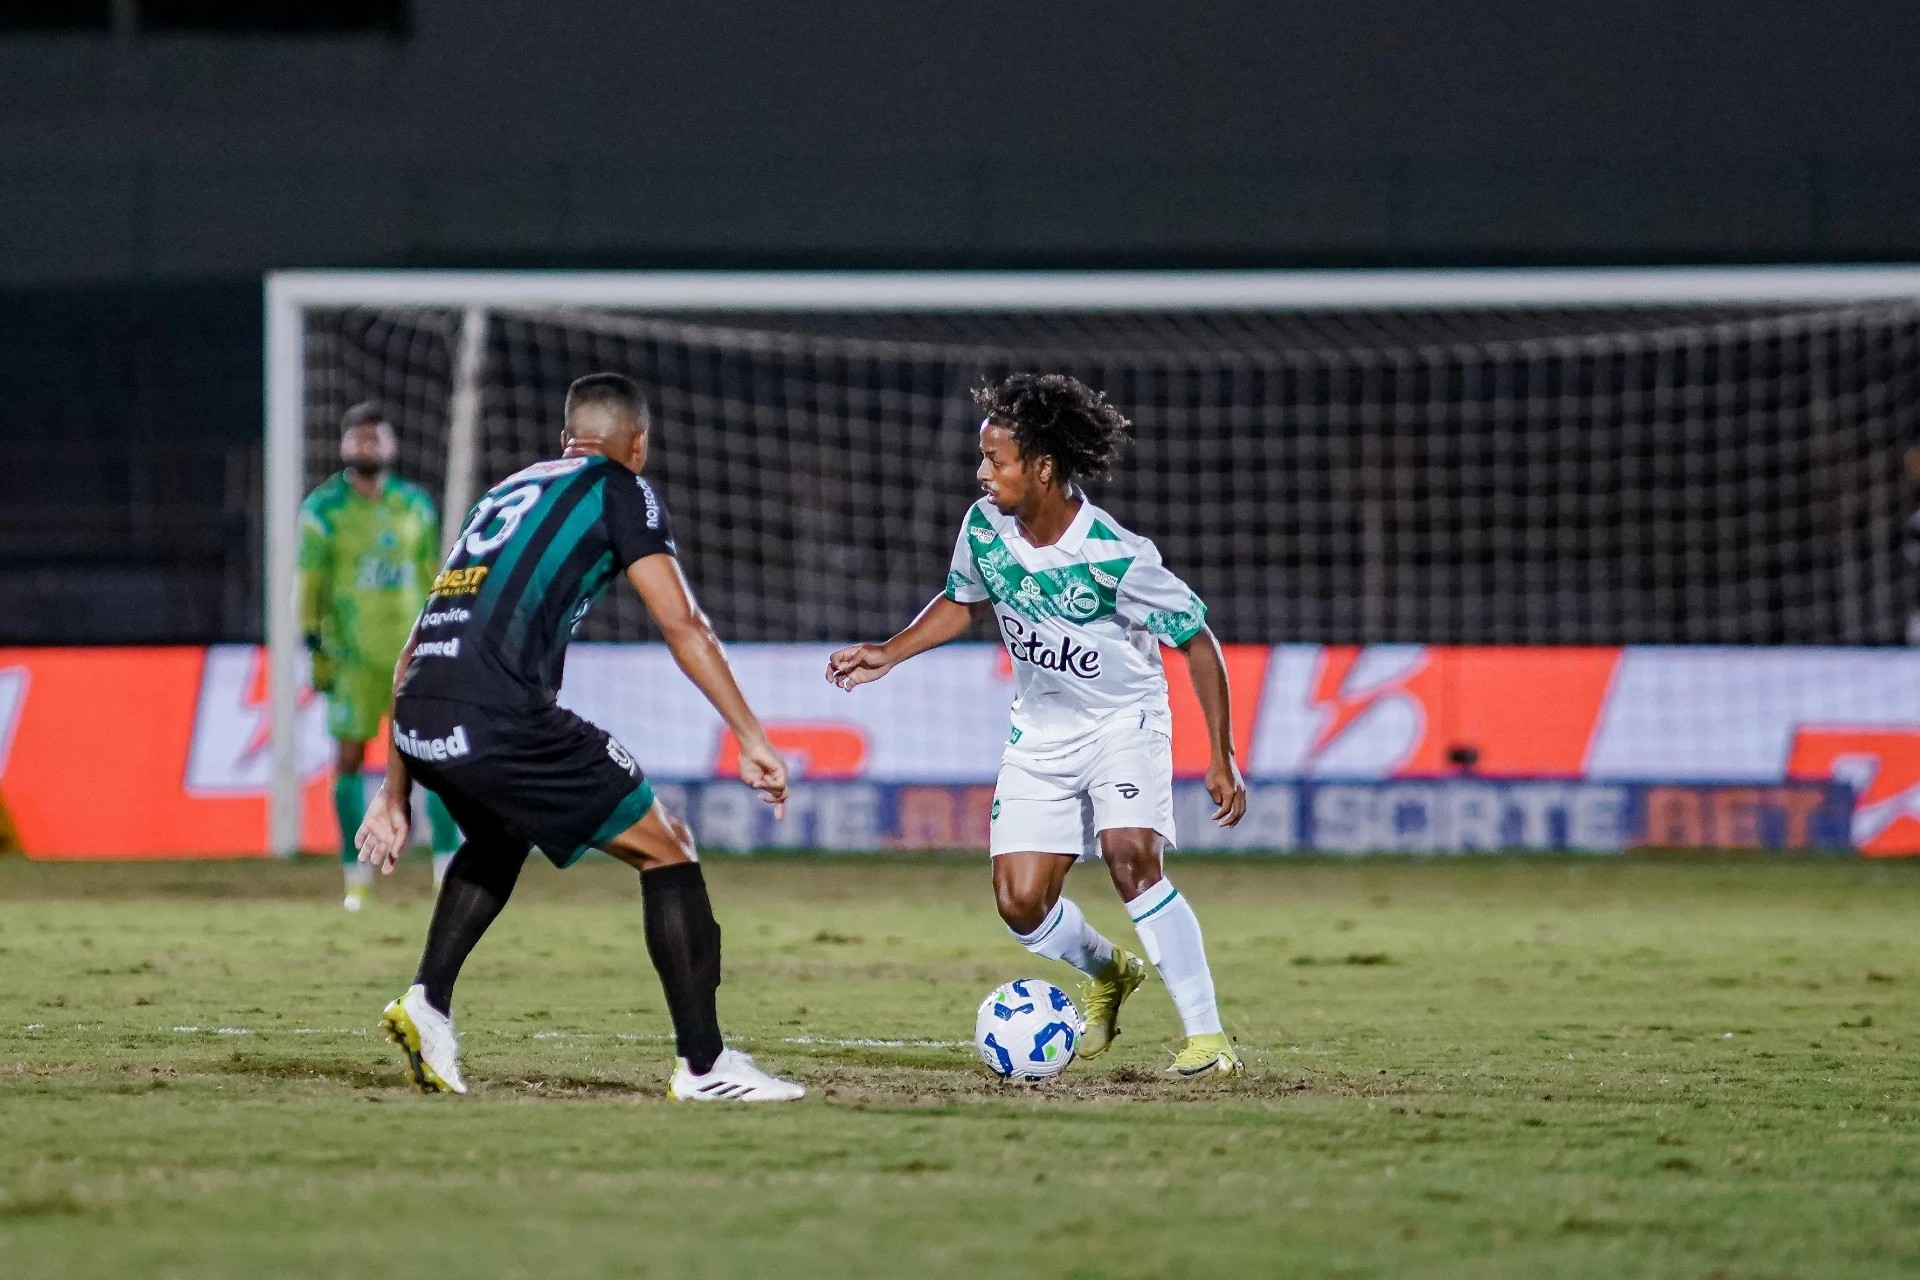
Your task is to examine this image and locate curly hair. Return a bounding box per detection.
[972,373,1131,489]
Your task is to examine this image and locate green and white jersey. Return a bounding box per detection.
[944,496,1207,758]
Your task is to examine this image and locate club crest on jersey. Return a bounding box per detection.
[1055,579,1100,620]
[999,615,1101,679]
[605,737,637,775]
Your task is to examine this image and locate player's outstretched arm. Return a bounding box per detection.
[627,554,789,815]
[1176,626,1248,827]
[826,595,989,691]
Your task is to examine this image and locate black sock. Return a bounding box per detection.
[413,840,526,1015]
[641,861,724,1074]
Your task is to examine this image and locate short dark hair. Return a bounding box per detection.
[341,401,390,434]
[972,373,1130,488]
[565,372,650,430]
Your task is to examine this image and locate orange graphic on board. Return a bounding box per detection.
[1290,646,1622,778]
[1307,646,1431,767]
[1787,728,1920,856]
[1164,644,1270,777]
[714,722,869,779]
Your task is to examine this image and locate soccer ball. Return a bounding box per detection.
[975,979,1080,1080]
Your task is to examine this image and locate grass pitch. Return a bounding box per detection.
[3,854,1919,1279]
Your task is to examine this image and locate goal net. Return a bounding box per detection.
[266,270,1920,853]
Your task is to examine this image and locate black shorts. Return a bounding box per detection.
[391,695,655,868]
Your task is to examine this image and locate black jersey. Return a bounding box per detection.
[398,455,676,707]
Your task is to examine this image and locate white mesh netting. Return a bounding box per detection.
[301,302,1920,646]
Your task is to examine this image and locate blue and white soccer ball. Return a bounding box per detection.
[975,979,1080,1080]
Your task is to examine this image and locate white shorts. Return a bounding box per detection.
[989,717,1176,861]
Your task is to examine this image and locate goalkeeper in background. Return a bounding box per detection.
[299,403,460,909]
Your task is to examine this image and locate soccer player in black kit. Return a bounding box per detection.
[355,373,804,1102]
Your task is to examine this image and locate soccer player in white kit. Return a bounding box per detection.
[827,373,1247,1076]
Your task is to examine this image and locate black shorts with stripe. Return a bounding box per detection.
[392,694,655,868]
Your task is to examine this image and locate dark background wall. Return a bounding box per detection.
[4,1,1920,277]
[1,2,1916,642]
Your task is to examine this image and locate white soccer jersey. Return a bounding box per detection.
[944,496,1207,758]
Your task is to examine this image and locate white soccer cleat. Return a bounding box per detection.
[380,984,468,1095]
[668,1048,805,1102]
[342,892,365,913]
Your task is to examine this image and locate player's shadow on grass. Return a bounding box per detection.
[800,1062,1421,1104]
[200,1052,395,1090]
[502,1072,658,1099]
[203,1053,655,1098]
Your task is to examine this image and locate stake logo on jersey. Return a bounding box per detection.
[944,497,1208,755]
[999,615,1102,678]
[398,457,677,708]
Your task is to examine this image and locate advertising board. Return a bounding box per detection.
[0,644,1911,856]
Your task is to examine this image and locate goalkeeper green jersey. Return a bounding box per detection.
[298,472,441,667]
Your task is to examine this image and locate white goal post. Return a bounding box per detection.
[263,265,1920,856]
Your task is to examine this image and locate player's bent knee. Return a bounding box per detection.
[1106,860,1164,901]
[993,880,1051,935]
[603,801,699,872]
[1100,832,1165,900]
[657,809,699,866]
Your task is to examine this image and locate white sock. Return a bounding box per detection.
[1009,897,1115,978]
[1125,880,1222,1037]
[431,851,454,889]
[344,862,374,890]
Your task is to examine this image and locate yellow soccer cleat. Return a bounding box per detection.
[1077,949,1147,1059]
[380,985,468,1094]
[1166,1032,1244,1078]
